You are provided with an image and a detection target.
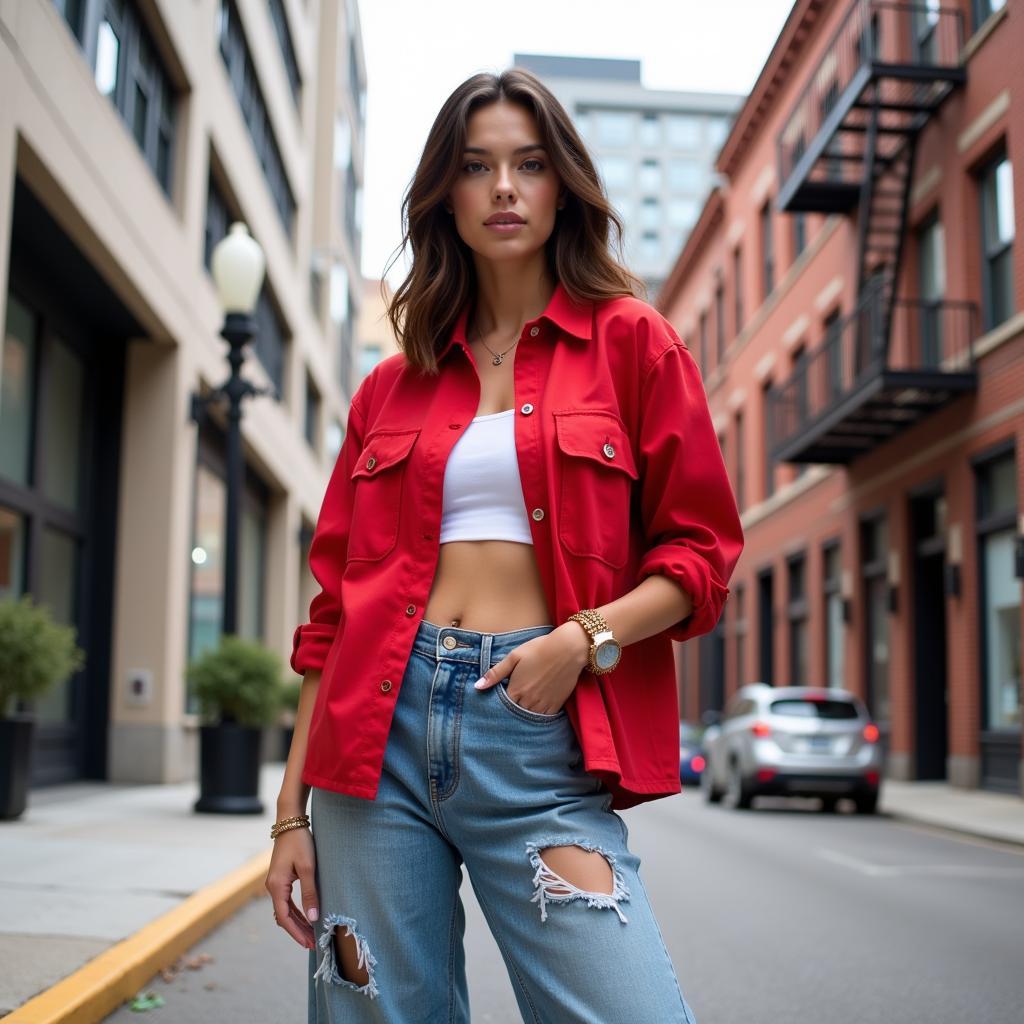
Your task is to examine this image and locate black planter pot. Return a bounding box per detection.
[194,721,264,814]
[279,724,294,762]
[0,716,35,821]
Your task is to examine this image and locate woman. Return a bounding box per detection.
[266,67,743,1024]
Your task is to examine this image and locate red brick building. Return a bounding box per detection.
[659,0,1022,796]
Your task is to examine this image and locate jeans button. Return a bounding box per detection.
[442,636,457,650]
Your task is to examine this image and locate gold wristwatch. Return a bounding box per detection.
[566,608,622,675]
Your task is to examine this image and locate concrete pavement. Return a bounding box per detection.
[1,762,1021,1021]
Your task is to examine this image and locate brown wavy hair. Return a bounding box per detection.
[382,67,647,376]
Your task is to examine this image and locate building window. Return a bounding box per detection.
[733,245,743,335]
[668,158,701,192]
[666,113,700,149]
[667,197,698,229]
[760,200,774,298]
[861,514,890,723]
[916,209,946,366]
[204,172,287,399]
[733,583,747,688]
[977,146,1015,332]
[594,109,633,147]
[823,308,843,402]
[639,159,662,192]
[762,379,775,499]
[358,343,383,380]
[55,0,177,196]
[639,113,661,147]
[638,232,661,264]
[639,197,660,230]
[734,410,745,512]
[791,344,809,477]
[600,156,632,191]
[787,554,809,686]
[757,568,774,685]
[187,430,269,711]
[698,310,708,379]
[792,212,807,260]
[217,0,296,237]
[974,446,1020,732]
[972,0,1007,33]
[268,0,301,106]
[715,280,725,366]
[823,543,844,689]
[304,373,320,452]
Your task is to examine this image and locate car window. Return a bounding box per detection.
[769,698,859,719]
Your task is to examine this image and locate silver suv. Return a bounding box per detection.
[700,684,883,814]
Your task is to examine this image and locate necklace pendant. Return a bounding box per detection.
[492,354,503,366]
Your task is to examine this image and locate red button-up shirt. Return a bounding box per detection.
[292,280,743,810]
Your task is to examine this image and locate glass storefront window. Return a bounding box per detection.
[982,531,1021,729]
[33,527,80,723]
[42,338,85,511]
[239,503,266,642]
[189,463,226,666]
[1,294,37,487]
[0,507,26,601]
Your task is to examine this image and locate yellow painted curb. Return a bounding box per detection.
[5,848,273,1024]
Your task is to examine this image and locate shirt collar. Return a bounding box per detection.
[438,279,593,362]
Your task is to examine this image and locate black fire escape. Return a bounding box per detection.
[769,0,978,465]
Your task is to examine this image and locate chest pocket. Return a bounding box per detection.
[347,427,421,561]
[553,410,639,569]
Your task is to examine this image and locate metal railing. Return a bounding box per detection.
[777,1,965,190]
[769,279,977,456]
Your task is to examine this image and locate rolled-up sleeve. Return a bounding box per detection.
[290,380,370,675]
[633,323,744,643]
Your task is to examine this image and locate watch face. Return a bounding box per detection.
[594,639,621,671]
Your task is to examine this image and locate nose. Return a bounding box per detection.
[494,162,515,199]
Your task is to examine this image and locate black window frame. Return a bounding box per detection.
[217,0,297,238]
[786,551,809,686]
[268,0,302,107]
[53,0,178,197]
[760,199,774,298]
[977,143,1015,333]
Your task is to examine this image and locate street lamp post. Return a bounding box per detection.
[191,222,269,637]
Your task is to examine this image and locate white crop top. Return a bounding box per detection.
[438,409,534,545]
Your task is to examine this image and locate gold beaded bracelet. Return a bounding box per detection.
[270,814,310,840]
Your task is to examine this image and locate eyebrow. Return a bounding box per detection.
[462,144,547,155]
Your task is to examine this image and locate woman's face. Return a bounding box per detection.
[446,100,563,265]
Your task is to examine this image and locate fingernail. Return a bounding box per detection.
[473,677,487,689]
[307,907,318,922]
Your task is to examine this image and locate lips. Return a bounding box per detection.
[484,213,525,225]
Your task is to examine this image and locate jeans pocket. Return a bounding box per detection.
[494,679,568,723]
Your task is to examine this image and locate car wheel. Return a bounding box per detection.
[701,764,722,804]
[723,759,753,811]
[854,790,878,815]
[819,795,840,813]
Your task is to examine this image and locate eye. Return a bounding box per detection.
[463,160,485,173]
[522,158,545,171]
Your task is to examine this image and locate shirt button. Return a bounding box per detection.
[520,403,534,415]
[529,326,540,337]
[380,680,393,693]
[405,604,416,615]
[366,456,377,470]
[531,508,545,521]
[603,443,616,459]
[442,635,457,650]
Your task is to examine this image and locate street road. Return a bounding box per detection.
[104,790,1024,1023]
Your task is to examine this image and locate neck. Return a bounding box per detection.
[470,257,555,341]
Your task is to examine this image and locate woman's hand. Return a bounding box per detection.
[473,622,591,715]
[266,827,319,950]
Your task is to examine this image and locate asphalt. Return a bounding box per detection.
[1,761,1022,1022]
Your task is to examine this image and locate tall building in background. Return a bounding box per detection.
[659,0,1021,797]
[0,0,366,789]
[514,53,743,296]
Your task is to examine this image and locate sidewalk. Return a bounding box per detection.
[1,765,1022,1020]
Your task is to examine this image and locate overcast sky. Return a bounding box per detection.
[357,0,796,289]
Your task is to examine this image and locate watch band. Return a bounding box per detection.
[566,608,620,675]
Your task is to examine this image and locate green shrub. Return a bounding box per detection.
[187,635,283,727]
[279,679,302,714]
[0,597,86,719]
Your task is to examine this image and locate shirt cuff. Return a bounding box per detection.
[290,623,338,675]
[635,543,730,644]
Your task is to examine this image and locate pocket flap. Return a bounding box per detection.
[350,428,420,479]
[553,411,639,479]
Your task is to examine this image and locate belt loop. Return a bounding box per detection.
[480,632,492,679]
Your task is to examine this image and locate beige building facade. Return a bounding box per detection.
[0,0,367,788]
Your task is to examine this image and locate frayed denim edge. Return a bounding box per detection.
[312,912,380,999]
[524,836,630,924]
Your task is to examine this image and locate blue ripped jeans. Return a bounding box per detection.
[307,618,699,1024]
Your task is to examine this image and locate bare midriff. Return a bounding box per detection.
[421,354,555,633]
